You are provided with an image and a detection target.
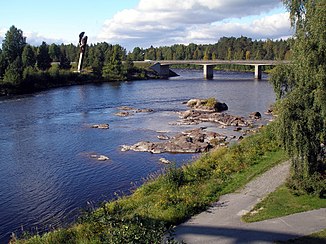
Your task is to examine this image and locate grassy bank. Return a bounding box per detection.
[0,65,158,96]
[242,184,326,223]
[16,124,288,243]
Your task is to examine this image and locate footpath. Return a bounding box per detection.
[173,161,326,243]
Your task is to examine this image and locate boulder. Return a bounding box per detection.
[157,134,170,140]
[115,111,132,117]
[249,111,262,119]
[91,124,109,129]
[97,155,110,161]
[89,153,110,161]
[135,108,154,113]
[186,98,228,112]
[215,102,228,112]
[159,158,172,164]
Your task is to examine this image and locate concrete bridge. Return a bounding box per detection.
[134,60,289,80]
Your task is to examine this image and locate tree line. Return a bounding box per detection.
[129,36,291,61]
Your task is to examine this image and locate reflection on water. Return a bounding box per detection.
[0,69,274,242]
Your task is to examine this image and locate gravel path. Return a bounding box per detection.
[173,161,326,243]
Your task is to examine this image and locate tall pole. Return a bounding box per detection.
[77,32,88,72]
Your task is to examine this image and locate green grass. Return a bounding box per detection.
[277,229,326,243]
[242,185,326,223]
[17,124,289,243]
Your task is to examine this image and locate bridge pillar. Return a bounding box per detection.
[203,65,215,79]
[254,65,262,80]
[149,63,170,77]
[160,65,170,77]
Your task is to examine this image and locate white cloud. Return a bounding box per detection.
[0,28,67,47]
[0,28,7,45]
[183,12,292,43]
[24,32,66,46]
[98,0,292,49]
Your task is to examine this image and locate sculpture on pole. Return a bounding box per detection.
[77,32,88,72]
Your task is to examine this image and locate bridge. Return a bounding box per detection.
[134,60,289,80]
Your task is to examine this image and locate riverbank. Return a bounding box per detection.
[0,67,159,97]
[15,123,288,243]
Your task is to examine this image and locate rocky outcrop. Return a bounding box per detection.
[186,98,228,112]
[115,106,154,117]
[115,111,132,117]
[179,110,249,127]
[121,128,227,154]
[176,98,250,127]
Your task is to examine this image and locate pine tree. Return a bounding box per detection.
[22,44,36,68]
[2,26,26,64]
[36,41,52,71]
[3,57,23,84]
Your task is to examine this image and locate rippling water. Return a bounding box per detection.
[0,69,275,242]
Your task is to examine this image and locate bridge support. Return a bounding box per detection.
[254,65,262,80]
[149,63,170,77]
[160,65,171,77]
[203,65,215,79]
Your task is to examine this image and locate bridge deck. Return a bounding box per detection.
[134,59,289,80]
[134,60,289,66]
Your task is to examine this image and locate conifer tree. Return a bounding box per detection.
[36,41,52,71]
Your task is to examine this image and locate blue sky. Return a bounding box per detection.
[0,0,292,50]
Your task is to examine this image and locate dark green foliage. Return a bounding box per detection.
[59,49,71,69]
[102,44,127,81]
[129,47,144,61]
[270,0,326,195]
[81,203,169,243]
[165,164,185,188]
[48,43,61,62]
[22,45,36,68]
[3,57,23,84]
[128,36,291,61]
[2,25,26,64]
[36,42,52,71]
[270,64,296,99]
[0,51,6,78]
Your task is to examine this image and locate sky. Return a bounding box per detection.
[0,0,293,50]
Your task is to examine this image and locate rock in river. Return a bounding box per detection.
[121,128,226,154]
[91,124,109,129]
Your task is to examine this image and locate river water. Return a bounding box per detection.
[0,69,275,242]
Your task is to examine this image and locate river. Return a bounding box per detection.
[0,69,275,242]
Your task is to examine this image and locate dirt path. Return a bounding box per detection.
[173,161,326,243]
